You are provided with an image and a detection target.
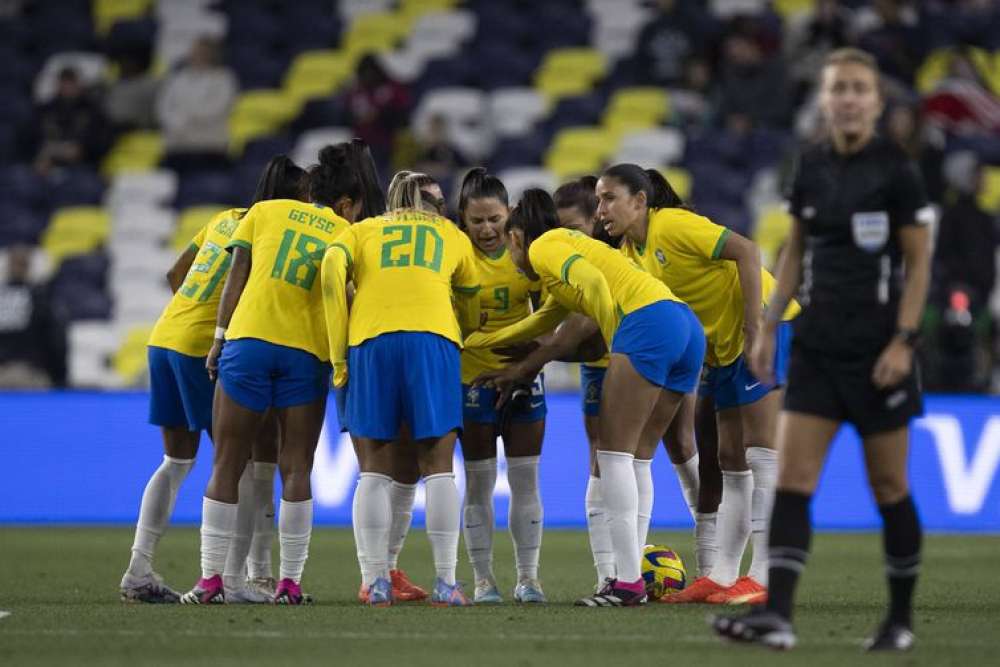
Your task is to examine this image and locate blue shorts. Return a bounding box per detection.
[701,321,794,410]
[219,338,331,413]
[610,300,705,393]
[347,331,462,441]
[580,364,606,417]
[334,386,349,433]
[148,346,214,432]
[463,375,546,425]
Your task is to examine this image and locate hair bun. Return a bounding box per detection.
[318,144,350,169]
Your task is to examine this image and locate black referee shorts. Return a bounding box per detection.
[783,342,923,437]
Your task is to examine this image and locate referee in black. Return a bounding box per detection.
[711,48,933,651]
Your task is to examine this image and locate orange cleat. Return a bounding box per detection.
[705,576,766,605]
[660,576,726,603]
[390,569,428,602]
[357,582,369,604]
[731,589,768,606]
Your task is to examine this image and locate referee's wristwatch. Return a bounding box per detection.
[895,327,921,349]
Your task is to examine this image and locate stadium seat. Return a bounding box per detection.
[490,88,549,139]
[175,171,237,209]
[710,0,770,18]
[413,87,493,160]
[343,11,410,60]
[33,52,106,103]
[606,88,670,125]
[544,126,619,179]
[92,0,152,36]
[339,0,394,22]
[409,9,475,46]
[534,48,607,101]
[101,131,165,178]
[614,128,685,167]
[105,171,179,211]
[111,205,176,244]
[592,9,652,61]
[659,166,692,201]
[754,203,793,268]
[155,8,228,69]
[172,205,230,251]
[978,166,1000,213]
[229,90,302,154]
[284,50,352,105]
[399,0,460,20]
[69,321,123,388]
[112,324,156,385]
[0,204,47,247]
[41,207,111,265]
[380,46,433,83]
[292,127,354,168]
[498,167,558,203]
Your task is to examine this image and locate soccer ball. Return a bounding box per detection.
[641,545,686,600]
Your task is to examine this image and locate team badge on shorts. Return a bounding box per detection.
[465,385,480,408]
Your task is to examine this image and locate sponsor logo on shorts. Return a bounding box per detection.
[585,381,600,404]
[886,389,908,409]
[745,381,761,391]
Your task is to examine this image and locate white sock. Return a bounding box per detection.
[462,458,497,581]
[248,462,276,580]
[672,453,700,519]
[695,512,718,578]
[506,455,543,581]
[352,478,366,582]
[585,476,616,584]
[223,462,254,591]
[596,450,641,583]
[388,481,417,571]
[200,497,237,580]
[354,473,392,586]
[746,447,778,585]
[713,470,753,586]
[126,455,194,578]
[278,498,313,584]
[425,472,460,586]
[633,457,653,550]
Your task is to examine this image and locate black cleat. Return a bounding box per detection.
[575,578,647,607]
[862,620,915,652]
[710,608,797,650]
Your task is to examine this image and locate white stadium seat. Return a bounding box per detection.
[498,167,558,204]
[105,171,179,211]
[613,128,685,167]
[490,88,548,138]
[34,52,107,103]
[292,127,354,168]
[413,87,492,161]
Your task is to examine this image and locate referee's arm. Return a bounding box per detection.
[750,218,804,384]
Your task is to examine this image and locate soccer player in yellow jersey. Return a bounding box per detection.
[120,157,305,604]
[597,163,799,605]
[181,145,364,606]
[465,190,705,607]
[322,178,480,607]
[453,169,547,605]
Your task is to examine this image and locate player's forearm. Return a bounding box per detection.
[166,246,197,293]
[551,314,603,362]
[764,220,804,331]
[455,293,481,339]
[722,232,764,333]
[214,248,250,331]
[896,225,932,332]
[321,250,351,385]
[466,299,566,349]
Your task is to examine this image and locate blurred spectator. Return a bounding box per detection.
[29,67,111,176]
[669,57,712,128]
[105,53,158,130]
[852,0,925,85]
[0,246,67,388]
[413,114,466,190]
[785,0,852,102]
[157,37,237,172]
[715,29,791,129]
[885,103,946,203]
[633,0,717,88]
[922,50,1000,138]
[347,54,411,174]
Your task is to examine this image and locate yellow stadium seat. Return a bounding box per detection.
[545,153,604,180]
[284,50,352,104]
[535,48,607,101]
[659,167,692,201]
[93,0,152,36]
[42,207,111,264]
[754,204,794,269]
[228,90,302,154]
[344,12,409,59]
[101,131,164,177]
[772,0,813,19]
[978,166,1000,214]
[545,127,620,179]
[603,108,661,134]
[173,205,231,251]
[607,87,670,122]
[916,49,952,95]
[113,325,155,385]
[399,0,458,19]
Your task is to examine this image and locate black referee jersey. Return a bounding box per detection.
[782,135,934,434]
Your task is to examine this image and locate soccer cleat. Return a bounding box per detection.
[710,608,797,650]
[357,582,370,604]
[574,578,647,607]
[273,578,309,605]
[390,568,428,602]
[862,620,915,652]
[705,576,766,605]
[660,576,726,603]
[179,575,226,605]
[730,589,767,606]
[473,576,503,604]
[365,577,393,607]
[513,578,547,604]
[248,576,277,598]
[430,578,473,607]
[120,571,180,604]
[225,583,273,604]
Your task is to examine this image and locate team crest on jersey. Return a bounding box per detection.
[851,211,889,253]
[654,248,667,265]
[466,385,480,407]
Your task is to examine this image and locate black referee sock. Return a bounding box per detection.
[765,490,812,621]
[879,495,922,628]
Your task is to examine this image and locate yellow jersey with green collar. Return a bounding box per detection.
[225,199,349,361]
[326,209,480,349]
[620,207,799,367]
[148,207,244,357]
[460,245,541,383]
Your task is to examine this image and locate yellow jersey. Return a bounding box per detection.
[322,209,481,386]
[460,245,541,383]
[225,199,350,361]
[620,207,799,367]
[148,208,244,357]
[465,228,679,351]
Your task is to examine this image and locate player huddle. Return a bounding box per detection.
[120,137,793,610]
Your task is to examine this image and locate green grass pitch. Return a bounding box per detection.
[0,527,997,666]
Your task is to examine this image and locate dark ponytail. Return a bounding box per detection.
[346,138,386,218]
[458,167,509,217]
[309,143,363,209]
[505,188,558,242]
[602,163,689,210]
[242,155,307,216]
[553,175,598,219]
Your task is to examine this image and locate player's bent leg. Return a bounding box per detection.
[694,395,720,579]
[741,390,782,589]
[387,426,426,602]
[459,421,501,603]
[709,408,752,593]
[583,413,616,587]
[246,412,278,592]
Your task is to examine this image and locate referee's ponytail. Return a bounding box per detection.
[506,188,558,242]
[602,163,689,211]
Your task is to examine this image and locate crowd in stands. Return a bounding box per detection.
[0,0,998,391]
